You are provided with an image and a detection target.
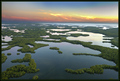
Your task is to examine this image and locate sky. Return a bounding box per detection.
[2,2,118,23]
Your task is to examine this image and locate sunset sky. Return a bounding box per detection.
[2,2,118,23]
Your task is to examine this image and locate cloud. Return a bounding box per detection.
[80,15,95,19]
[50,13,62,16]
[2,14,118,23]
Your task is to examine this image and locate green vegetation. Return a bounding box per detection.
[43,39,61,42]
[102,41,111,43]
[49,35,62,39]
[58,50,62,54]
[11,53,31,63]
[82,27,118,37]
[11,59,24,63]
[17,53,20,55]
[73,53,98,56]
[50,47,63,54]
[7,53,11,55]
[50,30,69,33]
[59,34,118,74]
[111,37,118,47]
[2,53,7,63]
[71,33,89,37]
[2,26,47,38]
[2,29,21,36]
[32,75,39,80]
[49,47,59,50]
[2,54,40,79]
[2,26,49,53]
[60,38,118,66]
[65,64,118,74]
[71,28,77,31]
[2,37,49,53]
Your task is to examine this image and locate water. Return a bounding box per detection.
[9,28,25,33]
[2,43,8,45]
[28,45,34,48]
[2,46,29,71]
[2,40,118,79]
[40,35,49,38]
[43,39,60,41]
[4,41,117,79]
[2,36,12,42]
[66,31,118,49]
[2,45,9,48]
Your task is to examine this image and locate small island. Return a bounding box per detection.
[73,53,98,56]
[7,53,11,55]
[32,75,39,80]
[58,50,62,54]
[49,47,59,50]
[65,64,118,74]
[17,53,20,55]
[71,33,89,37]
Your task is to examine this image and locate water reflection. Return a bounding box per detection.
[66,31,118,49]
[35,41,101,55]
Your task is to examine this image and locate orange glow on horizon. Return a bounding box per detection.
[2,13,118,23]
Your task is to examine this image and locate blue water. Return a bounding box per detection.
[2,41,118,79]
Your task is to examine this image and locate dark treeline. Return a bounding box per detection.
[49,30,69,33]
[71,33,89,37]
[73,53,98,56]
